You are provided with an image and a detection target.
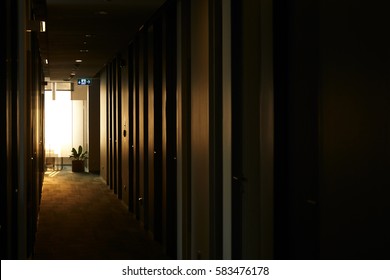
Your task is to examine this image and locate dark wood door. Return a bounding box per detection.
[164,3,178,258]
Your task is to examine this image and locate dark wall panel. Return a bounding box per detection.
[147,25,155,235]
[28,35,44,258]
[153,19,163,243]
[138,32,147,225]
[274,0,320,259]
[112,61,118,195]
[1,0,11,259]
[116,59,123,199]
[107,65,113,189]
[274,0,390,259]
[1,0,6,259]
[162,2,178,258]
[134,37,141,220]
[176,0,192,259]
[190,0,210,259]
[128,43,135,212]
[121,52,130,206]
[2,0,45,258]
[89,79,100,174]
[100,68,107,182]
[318,0,390,259]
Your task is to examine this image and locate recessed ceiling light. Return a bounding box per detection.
[40,21,46,32]
[80,49,89,53]
[75,59,83,63]
[45,59,49,64]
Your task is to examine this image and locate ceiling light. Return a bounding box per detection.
[80,49,89,53]
[27,20,46,32]
[40,21,46,32]
[45,59,49,64]
[75,59,83,63]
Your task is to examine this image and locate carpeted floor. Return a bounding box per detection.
[33,167,168,260]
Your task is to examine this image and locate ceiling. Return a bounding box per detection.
[36,0,166,81]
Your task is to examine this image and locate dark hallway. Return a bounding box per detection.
[2,0,390,261]
[33,168,168,260]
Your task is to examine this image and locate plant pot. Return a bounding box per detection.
[71,160,84,172]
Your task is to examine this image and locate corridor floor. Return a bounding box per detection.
[33,167,168,260]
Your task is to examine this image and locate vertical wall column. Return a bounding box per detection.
[274,0,319,259]
[176,0,192,260]
[116,58,123,199]
[88,79,101,174]
[162,2,178,259]
[231,0,274,260]
[107,66,112,188]
[138,30,147,226]
[189,0,211,259]
[134,37,141,220]
[149,19,164,242]
[111,61,118,194]
[147,25,155,237]
[1,0,13,259]
[100,67,107,182]
[221,0,232,260]
[121,50,130,207]
[189,0,225,259]
[114,56,123,199]
[176,0,229,260]
[17,0,29,259]
[127,43,135,212]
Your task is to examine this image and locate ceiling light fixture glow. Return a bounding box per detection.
[75,59,83,63]
[40,21,46,32]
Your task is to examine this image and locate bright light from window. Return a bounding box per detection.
[45,90,72,157]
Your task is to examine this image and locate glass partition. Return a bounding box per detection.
[44,82,88,169]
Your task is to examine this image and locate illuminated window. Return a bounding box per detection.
[44,83,87,160]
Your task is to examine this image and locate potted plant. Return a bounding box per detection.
[69,145,88,172]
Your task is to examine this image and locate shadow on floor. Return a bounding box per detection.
[34,167,169,260]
